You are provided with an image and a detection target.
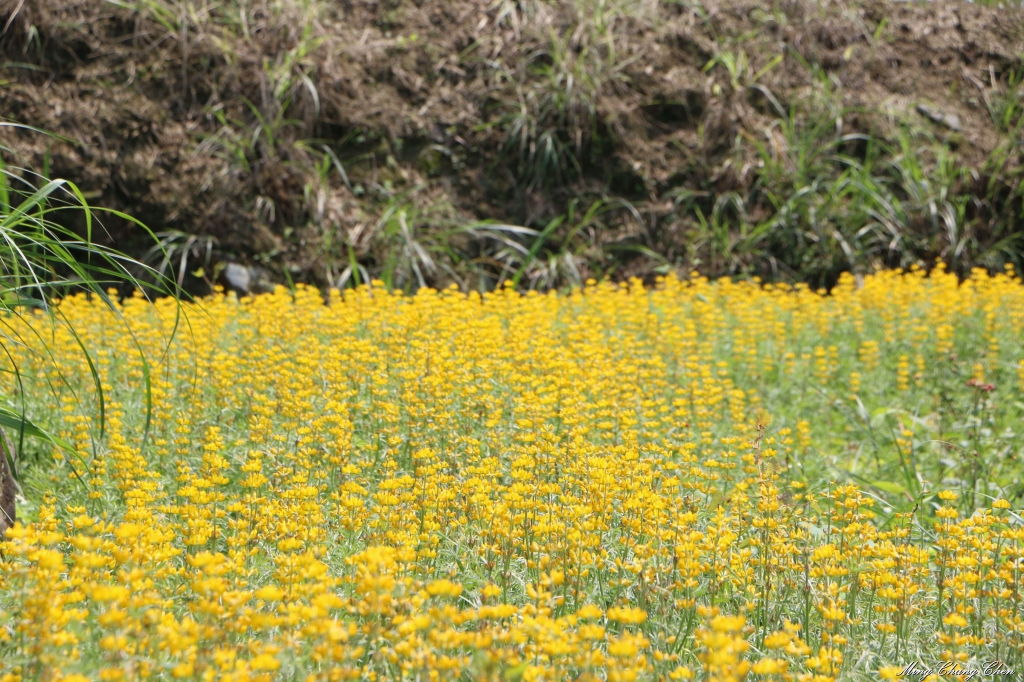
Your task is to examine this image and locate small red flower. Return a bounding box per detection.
[966,378,995,392]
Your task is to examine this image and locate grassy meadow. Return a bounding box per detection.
[1,267,1024,680]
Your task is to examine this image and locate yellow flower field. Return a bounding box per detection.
[2,266,1024,681]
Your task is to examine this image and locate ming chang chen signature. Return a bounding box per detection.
[897,661,1018,679]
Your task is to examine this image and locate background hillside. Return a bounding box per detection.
[1,0,1022,293]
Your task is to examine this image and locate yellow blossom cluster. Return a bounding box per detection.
[1,266,1024,680]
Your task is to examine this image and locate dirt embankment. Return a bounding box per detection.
[1,0,1022,290]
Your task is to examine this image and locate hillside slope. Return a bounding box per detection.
[1,0,1022,291]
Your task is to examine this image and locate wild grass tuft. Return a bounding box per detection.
[0,128,183,521]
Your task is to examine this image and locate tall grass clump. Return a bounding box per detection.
[0,130,179,532]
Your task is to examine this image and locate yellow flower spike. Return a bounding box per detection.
[752,658,787,675]
[171,663,195,678]
[607,606,647,625]
[249,654,282,672]
[942,613,968,628]
[879,666,902,680]
[424,579,463,598]
[254,585,285,602]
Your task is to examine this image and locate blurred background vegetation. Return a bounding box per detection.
[0,0,1022,294]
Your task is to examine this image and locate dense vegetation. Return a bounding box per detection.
[1,0,1023,292]
[1,268,1024,679]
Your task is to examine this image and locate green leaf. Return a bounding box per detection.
[0,406,85,484]
[869,480,909,496]
[511,215,565,288]
[504,663,530,681]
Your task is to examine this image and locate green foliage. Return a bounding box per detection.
[0,126,180,486]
